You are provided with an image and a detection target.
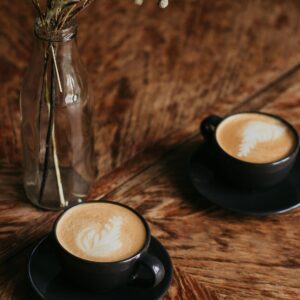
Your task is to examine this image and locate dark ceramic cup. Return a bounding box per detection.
[53,200,165,291]
[200,112,299,189]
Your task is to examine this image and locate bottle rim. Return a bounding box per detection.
[34,19,77,42]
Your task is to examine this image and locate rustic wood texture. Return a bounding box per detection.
[1,0,300,174]
[1,0,300,299]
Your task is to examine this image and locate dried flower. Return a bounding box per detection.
[134,0,144,5]
[134,0,169,8]
[158,0,168,8]
[31,0,95,31]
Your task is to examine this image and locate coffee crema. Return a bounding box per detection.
[56,203,146,262]
[216,113,296,163]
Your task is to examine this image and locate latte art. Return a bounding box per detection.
[56,202,146,262]
[216,113,296,163]
[238,121,285,158]
[76,216,124,258]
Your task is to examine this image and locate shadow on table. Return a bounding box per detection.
[157,137,216,212]
[0,162,28,205]
[157,137,254,220]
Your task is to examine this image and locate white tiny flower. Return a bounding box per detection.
[158,0,168,8]
[135,0,144,5]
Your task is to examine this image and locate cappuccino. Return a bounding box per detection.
[56,202,146,262]
[216,113,296,163]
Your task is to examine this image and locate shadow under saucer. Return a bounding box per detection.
[189,144,300,216]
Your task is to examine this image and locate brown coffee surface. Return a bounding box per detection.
[56,202,146,262]
[216,113,296,163]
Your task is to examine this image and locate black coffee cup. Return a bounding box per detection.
[53,200,165,291]
[200,112,299,189]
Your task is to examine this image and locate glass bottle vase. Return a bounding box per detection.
[20,21,96,210]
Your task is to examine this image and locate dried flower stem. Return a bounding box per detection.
[38,56,55,203]
[52,122,67,207]
[37,45,51,205]
[58,4,77,30]
[31,0,44,23]
[50,45,63,93]
[50,45,66,207]
[37,46,50,136]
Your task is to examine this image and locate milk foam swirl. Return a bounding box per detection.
[238,121,285,158]
[76,216,124,258]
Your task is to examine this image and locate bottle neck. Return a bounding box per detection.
[34,20,77,43]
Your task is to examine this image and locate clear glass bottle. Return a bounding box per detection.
[20,21,96,210]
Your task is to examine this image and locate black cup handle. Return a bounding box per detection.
[130,253,165,287]
[200,115,223,141]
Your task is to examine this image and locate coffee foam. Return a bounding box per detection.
[56,203,146,262]
[76,216,124,259]
[216,113,296,163]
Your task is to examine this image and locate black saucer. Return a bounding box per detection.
[189,144,300,216]
[28,235,173,300]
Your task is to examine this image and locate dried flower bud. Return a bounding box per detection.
[158,0,168,8]
[134,0,144,5]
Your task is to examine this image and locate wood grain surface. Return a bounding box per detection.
[1,0,300,299]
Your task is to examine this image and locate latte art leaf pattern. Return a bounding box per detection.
[238,121,285,157]
[76,216,124,258]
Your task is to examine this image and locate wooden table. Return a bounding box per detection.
[1,0,300,299]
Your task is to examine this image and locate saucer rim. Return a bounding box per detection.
[28,234,173,300]
[27,236,47,299]
[189,145,300,216]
